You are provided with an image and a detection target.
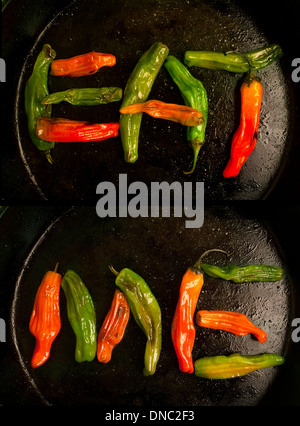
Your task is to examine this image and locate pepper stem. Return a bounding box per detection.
[53,263,59,273]
[45,150,54,164]
[184,144,200,175]
[194,248,230,271]
[225,50,256,82]
[109,265,119,276]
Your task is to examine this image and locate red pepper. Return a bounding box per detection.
[29,264,62,368]
[171,249,228,373]
[171,263,204,373]
[51,52,116,77]
[196,310,267,343]
[97,289,130,364]
[36,117,119,142]
[223,76,263,178]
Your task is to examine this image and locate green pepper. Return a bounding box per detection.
[42,87,123,106]
[61,270,97,362]
[119,42,169,163]
[184,44,283,73]
[24,44,56,163]
[194,353,285,379]
[200,263,283,283]
[110,266,162,376]
[164,55,208,174]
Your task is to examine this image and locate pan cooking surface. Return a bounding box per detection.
[14,0,292,201]
[11,206,292,406]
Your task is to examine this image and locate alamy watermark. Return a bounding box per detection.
[96,174,204,229]
[292,318,300,343]
[0,58,6,82]
[291,58,300,83]
[0,318,6,342]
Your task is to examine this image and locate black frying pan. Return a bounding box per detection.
[2,0,300,202]
[0,205,296,406]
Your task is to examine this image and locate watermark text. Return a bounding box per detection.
[0,318,6,342]
[291,58,300,83]
[0,58,6,82]
[292,318,300,343]
[96,174,204,229]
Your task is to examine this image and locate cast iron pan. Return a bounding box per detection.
[2,0,299,202]
[8,206,294,406]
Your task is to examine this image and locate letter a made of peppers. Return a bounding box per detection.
[29,264,62,368]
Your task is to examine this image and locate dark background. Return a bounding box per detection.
[1,0,300,408]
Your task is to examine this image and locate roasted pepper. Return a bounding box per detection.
[97,289,130,364]
[164,55,208,174]
[61,270,97,362]
[200,263,283,283]
[110,266,162,376]
[171,257,204,373]
[120,99,204,126]
[51,52,116,77]
[223,75,263,177]
[184,44,283,73]
[36,117,119,143]
[24,44,56,163]
[196,310,267,343]
[194,353,285,379]
[29,264,62,368]
[119,42,169,163]
[42,87,122,106]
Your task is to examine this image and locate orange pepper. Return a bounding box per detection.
[171,266,204,373]
[97,289,130,363]
[51,52,116,77]
[223,77,263,178]
[196,310,267,343]
[29,264,62,368]
[120,99,204,127]
[36,117,119,142]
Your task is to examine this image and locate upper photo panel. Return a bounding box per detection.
[2,0,300,202]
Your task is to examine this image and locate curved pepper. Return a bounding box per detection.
[61,270,97,362]
[200,263,283,283]
[171,259,204,373]
[119,42,169,163]
[50,52,116,77]
[42,87,123,106]
[24,44,56,163]
[194,353,285,379]
[223,76,263,177]
[196,310,267,343]
[110,266,162,376]
[184,44,283,73]
[97,289,130,364]
[36,118,119,143]
[164,55,208,174]
[29,264,62,368]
